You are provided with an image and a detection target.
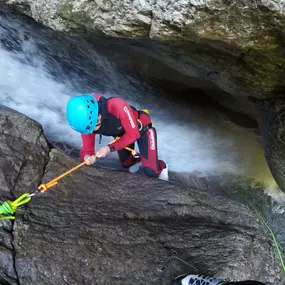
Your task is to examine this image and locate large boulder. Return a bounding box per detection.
[0,105,50,284]
[255,98,285,194]
[1,0,285,100]
[13,149,284,285]
[0,106,283,284]
[0,106,50,198]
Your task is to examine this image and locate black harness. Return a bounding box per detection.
[94,97,153,144]
[137,110,153,134]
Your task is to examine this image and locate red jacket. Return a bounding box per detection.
[80,94,140,161]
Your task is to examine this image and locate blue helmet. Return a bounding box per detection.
[66,94,99,134]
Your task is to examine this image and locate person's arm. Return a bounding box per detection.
[108,98,140,151]
[79,93,101,162]
[80,133,96,161]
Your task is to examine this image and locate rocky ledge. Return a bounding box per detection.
[0,106,282,284]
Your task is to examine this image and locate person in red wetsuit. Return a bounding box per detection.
[66,93,168,180]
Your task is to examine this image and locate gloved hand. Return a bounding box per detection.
[84,154,97,165]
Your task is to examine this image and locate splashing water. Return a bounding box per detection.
[0,8,278,187]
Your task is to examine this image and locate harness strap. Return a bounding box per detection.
[137,119,153,135]
[108,109,153,157]
[138,109,154,134]
[109,137,139,157]
[113,120,151,155]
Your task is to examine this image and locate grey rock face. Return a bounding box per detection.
[2,0,285,42]
[2,0,285,99]
[13,149,284,285]
[256,98,285,194]
[0,105,50,197]
[0,105,283,284]
[0,105,50,284]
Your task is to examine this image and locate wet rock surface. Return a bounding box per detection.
[2,0,285,99]
[0,106,283,284]
[0,105,49,284]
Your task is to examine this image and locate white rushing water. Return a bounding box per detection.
[0,9,278,188]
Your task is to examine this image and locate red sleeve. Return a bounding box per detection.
[80,133,96,161]
[108,98,140,151]
[79,93,101,161]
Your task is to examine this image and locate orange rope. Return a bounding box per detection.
[38,136,139,193]
[109,137,138,157]
[124,147,137,157]
[38,161,87,193]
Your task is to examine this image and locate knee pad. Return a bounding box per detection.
[142,167,159,178]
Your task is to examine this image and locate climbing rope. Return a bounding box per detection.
[0,194,31,220]
[0,161,87,220]
[109,137,139,158]
[36,161,86,193]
